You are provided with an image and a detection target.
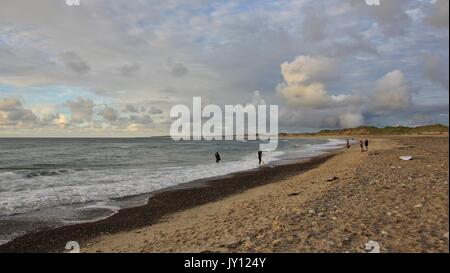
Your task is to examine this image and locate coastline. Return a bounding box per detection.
[0,150,338,253]
[1,136,448,253]
[83,136,448,253]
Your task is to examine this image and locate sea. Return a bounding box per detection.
[0,137,345,244]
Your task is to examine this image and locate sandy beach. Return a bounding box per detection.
[1,136,448,253]
[82,136,448,253]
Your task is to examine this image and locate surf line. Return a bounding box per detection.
[170,97,279,151]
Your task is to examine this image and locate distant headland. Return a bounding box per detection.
[280,124,449,137]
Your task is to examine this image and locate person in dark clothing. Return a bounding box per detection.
[364,139,369,151]
[360,140,364,152]
[258,151,263,165]
[215,152,221,163]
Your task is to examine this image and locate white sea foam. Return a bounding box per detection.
[0,139,342,218]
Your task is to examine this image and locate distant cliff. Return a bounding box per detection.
[280,124,449,137]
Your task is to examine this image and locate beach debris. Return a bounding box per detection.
[381,230,388,236]
[364,240,380,253]
[399,155,413,161]
[308,208,316,215]
[287,192,300,197]
[326,176,339,182]
[65,241,80,253]
[414,204,423,208]
[226,239,245,249]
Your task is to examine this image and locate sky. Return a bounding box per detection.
[0,0,448,137]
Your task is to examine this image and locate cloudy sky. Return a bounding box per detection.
[0,0,448,137]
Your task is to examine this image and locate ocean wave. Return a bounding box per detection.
[0,138,339,218]
[25,169,69,178]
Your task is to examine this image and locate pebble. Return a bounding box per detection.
[326,176,339,182]
[308,209,316,214]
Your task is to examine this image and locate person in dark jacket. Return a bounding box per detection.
[364,139,369,151]
[215,152,221,163]
[258,151,263,165]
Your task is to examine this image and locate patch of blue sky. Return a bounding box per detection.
[0,83,109,106]
[0,84,14,95]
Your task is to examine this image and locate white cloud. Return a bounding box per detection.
[280,55,338,84]
[372,70,411,111]
[278,82,333,108]
[338,112,364,128]
[53,113,69,129]
[277,55,338,108]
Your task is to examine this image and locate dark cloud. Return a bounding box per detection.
[167,58,188,77]
[302,8,328,42]
[66,97,94,123]
[148,106,163,115]
[129,114,153,125]
[99,106,119,122]
[119,63,140,76]
[0,97,37,126]
[124,104,139,113]
[425,0,449,29]
[59,51,91,74]
[424,54,449,91]
[350,0,412,37]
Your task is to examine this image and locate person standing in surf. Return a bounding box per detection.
[258,150,263,165]
[215,152,221,163]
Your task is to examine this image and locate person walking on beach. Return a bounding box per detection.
[360,140,364,152]
[215,152,221,163]
[364,139,369,151]
[258,150,263,165]
[346,139,351,149]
